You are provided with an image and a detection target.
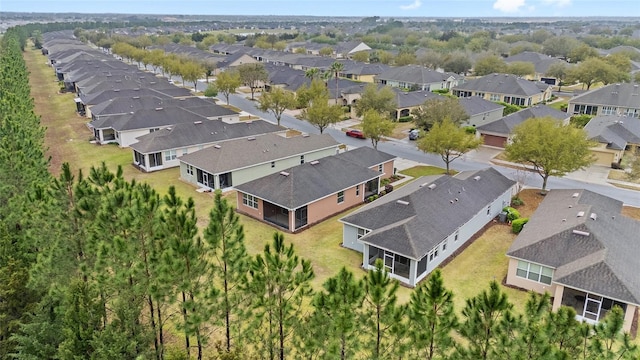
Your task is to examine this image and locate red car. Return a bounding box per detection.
[345,129,365,139]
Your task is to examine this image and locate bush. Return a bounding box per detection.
[204,84,218,97]
[379,190,386,196]
[381,178,390,186]
[502,206,520,221]
[512,218,529,234]
[570,114,592,128]
[433,89,450,95]
[398,115,414,123]
[511,196,524,207]
[464,126,476,135]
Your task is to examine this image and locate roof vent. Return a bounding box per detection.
[572,229,590,237]
[213,144,221,149]
[396,200,409,205]
[194,121,202,124]
[247,137,255,141]
[572,192,579,198]
[310,160,319,165]
[302,133,310,137]
[577,211,585,217]
[155,107,163,111]
[428,183,437,190]
[280,171,290,176]
[133,96,140,99]
[473,175,481,181]
[590,213,597,221]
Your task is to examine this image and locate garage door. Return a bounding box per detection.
[483,134,507,148]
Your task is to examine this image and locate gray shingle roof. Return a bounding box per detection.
[504,51,569,74]
[376,65,461,85]
[584,115,640,150]
[394,89,445,108]
[477,105,569,135]
[336,147,396,168]
[82,87,191,105]
[92,107,210,132]
[130,120,281,153]
[235,153,381,210]
[458,96,505,117]
[179,133,339,174]
[569,83,640,109]
[506,189,640,305]
[340,168,515,260]
[453,73,551,97]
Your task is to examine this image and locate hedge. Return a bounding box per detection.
[512,218,529,234]
[502,206,520,221]
[398,115,414,123]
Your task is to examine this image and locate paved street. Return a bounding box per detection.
[226,92,640,207]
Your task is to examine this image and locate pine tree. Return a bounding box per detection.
[246,232,314,360]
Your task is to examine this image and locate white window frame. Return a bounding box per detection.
[357,227,369,240]
[337,191,344,203]
[601,106,616,115]
[242,193,259,209]
[516,260,553,285]
[490,94,501,102]
[186,164,194,176]
[164,149,177,162]
[378,164,383,172]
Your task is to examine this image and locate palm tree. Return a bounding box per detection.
[305,68,320,80]
[329,61,344,104]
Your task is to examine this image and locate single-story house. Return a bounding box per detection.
[452,73,553,107]
[503,51,570,84]
[335,147,396,180]
[583,115,640,166]
[131,119,281,172]
[458,96,505,128]
[339,168,516,287]
[506,189,640,332]
[375,65,463,92]
[476,105,570,148]
[568,83,640,118]
[179,133,340,191]
[235,149,386,232]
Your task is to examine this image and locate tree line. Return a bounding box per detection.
[1,28,639,360]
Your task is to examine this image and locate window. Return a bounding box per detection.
[624,108,639,118]
[428,246,439,261]
[164,149,177,162]
[516,261,553,285]
[490,94,501,102]
[417,256,428,276]
[337,191,344,203]
[378,164,383,172]
[242,193,258,209]
[300,155,305,164]
[182,148,189,156]
[487,205,491,215]
[271,161,275,168]
[149,128,160,133]
[454,231,459,242]
[219,172,232,189]
[149,152,163,167]
[442,239,448,252]
[601,106,616,115]
[476,92,485,98]
[357,227,369,240]
[186,164,193,176]
[356,185,360,196]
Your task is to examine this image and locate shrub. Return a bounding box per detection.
[511,196,524,207]
[570,114,592,128]
[464,126,476,135]
[502,206,520,221]
[379,190,386,196]
[512,218,529,234]
[381,178,390,186]
[433,89,450,95]
[204,84,218,97]
[398,115,414,123]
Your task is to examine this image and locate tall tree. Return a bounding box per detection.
[329,61,345,103]
[546,62,569,91]
[302,94,344,134]
[355,83,397,118]
[215,70,242,105]
[246,232,314,360]
[362,260,406,360]
[237,63,268,100]
[417,118,482,175]
[295,79,329,109]
[413,97,469,131]
[361,109,394,149]
[455,281,513,360]
[204,191,251,354]
[473,55,507,76]
[406,269,458,360]
[257,87,296,126]
[505,117,595,190]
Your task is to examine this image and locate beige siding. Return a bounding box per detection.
[306,182,366,225]
[237,192,263,219]
[506,258,557,294]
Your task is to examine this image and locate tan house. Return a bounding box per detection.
[235,147,395,232]
[583,115,640,166]
[452,73,553,106]
[506,189,640,333]
[214,53,259,75]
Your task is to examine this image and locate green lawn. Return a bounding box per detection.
[400,165,452,177]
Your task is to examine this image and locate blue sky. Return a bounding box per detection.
[1,0,638,17]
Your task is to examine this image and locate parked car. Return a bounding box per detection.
[409,129,420,140]
[346,129,365,139]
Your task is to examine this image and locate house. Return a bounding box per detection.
[393,89,446,119]
[452,73,553,106]
[77,87,192,118]
[567,83,640,118]
[583,115,640,166]
[131,119,281,172]
[458,96,505,127]
[179,133,340,191]
[235,150,386,233]
[334,41,372,59]
[214,52,260,74]
[339,168,516,287]
[335,147,397,180]
[477,105,570,148]
[503,51,570,84]
[341,62,390,83]
[90,105,239,147]
[505,189,640,332]
[375,65,463,91]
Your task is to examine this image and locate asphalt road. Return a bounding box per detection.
[226,93,640,207]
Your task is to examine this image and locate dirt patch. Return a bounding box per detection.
[622,206,640,220]
[512,188,546,218]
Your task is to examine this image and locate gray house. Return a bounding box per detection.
[131,119,281,172]
[452,73,553,106]
[179,133,340,191]
[340,168,516,287]
[506,189,640,332]
[567,83,640,118]
[375,65,463,91]
[458,96,505,127]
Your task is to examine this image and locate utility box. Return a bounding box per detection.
[498,211,507,223]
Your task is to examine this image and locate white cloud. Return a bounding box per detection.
[541,0,572,7]
[492,0,527,13]
[400,0,422,10]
